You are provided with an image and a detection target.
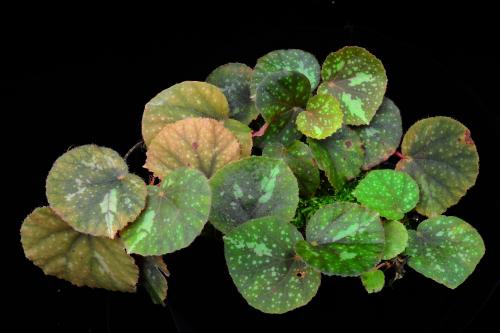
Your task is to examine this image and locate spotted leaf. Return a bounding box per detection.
[360,269,385,293]
[296,94,343,139]
[142,256,169,305]
[382,220,408,260]
[223,118,253,157]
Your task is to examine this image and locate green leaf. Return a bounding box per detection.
[142,81,229,146]
[307,126,364,190]
[354,97,402,170]
[21,207,139,292]
[206,63,258,124]
[223,118,253,157]
[46,145,147,238]
[382,220,408,260]
[145,117,241,179]
[263,141,320,197]
[360,269,385,293]
[209,156,299,234]
[224,216,321,314]
[296,94,343,139]
[122,168,211,255]
[353,170,420,220]
[295,202,385,276]
[251,49,320,95]
[396,117,479,217]
[318,46,387,125]
[405,216,485,289]
[142,256,169,305]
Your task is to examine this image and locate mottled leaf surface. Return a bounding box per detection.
[46,145,147,238]
[142,256,169,305]
[382,220,408,260]
[296,94,343,139]
[224,118,253,157]
[361,269,385,293]
[224,216,321,314]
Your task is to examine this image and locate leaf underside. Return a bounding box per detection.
[361,269,385,293]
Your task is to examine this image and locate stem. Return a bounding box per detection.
[394,151,404,159]
[252,122,269,137]
[124,141,144,161]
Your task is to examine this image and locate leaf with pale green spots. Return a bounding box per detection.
[263,141,320,197]
[382,220,408,260]
[296,94,343,139]
[295,202,385,276]
[122,168,211,255]
[46,145,147,239]
[21,207,139,292]
[361,269,385,293]
[209,156,299,234]
[307,126,364,190]
[145,117,241,179]
[251,49,320,95]
[142,81,229,146]
[396,117,479,217]
[354,97,402,169]
[206,63,258,125]
[318,46,387,125]
[142,256,169,305]
[223,118,253,157]
[405,216,485,289]
[224,216,321,314]
[353,170,419,220]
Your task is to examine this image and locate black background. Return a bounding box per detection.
[3,1,498,332]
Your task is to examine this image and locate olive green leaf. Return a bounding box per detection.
[353,170,419,220]
[296,94,343,139]
[209,156,299,234]
[142,256,169,305]
[361,269,385,293]
[382,220,408,260]
[144,117,241,179]
[318,46,387,125]
[354,97,402,170]
[206,63,258,125]
[295,202,385,276]
[223,118,253,157]
[396,117,479,217]
[122,168,211,255]
[142,81,229,146]
[224,216,321,314]
[21,207,139,292]
[251,49,320,95]
[405,216,485,289]
[307,126,364,190]
[46,145,147,239]
[263,141,320,197]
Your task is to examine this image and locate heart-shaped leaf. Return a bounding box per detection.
[382,220,408,260]
[295,202,385,276]
[353,169,419,220]
[46,145,147,238]
[122,168,211,255]
[21,207,139,292]
[318,46,387,125]
[209,156,299,234]
[206,63,259,125]
[263,141,320,197]
[144,117,241,179]
[296,94,343,139]
[142,256,169,305]
[405,216,485,289]
[251,49,320,95]
[360,269,385,293]
[142,81,229,146]
[307,126,364,190]
[396,117,479,217]
[354,97,402,169]
[224,216,321,314]
[223,118,253,157]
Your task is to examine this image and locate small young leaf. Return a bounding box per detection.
[144,117,241,179]
[142,256,169,306]
[295,202,385,276]
[46,145,147,238]
[318,46,387,125]
[396,117,479,217]
[142,81,229,146]
[382,220,408,260]
[21,207,139,292]
[361,269,385,293]
[353,170,419,220]
[263,141,320,197]
[223,118,253,157]
[209,156,299,234]
[121,168,211,255]
[224,216,321,314]
[251,49,320,95]
[405,216,485,289]
[307,126,364,190]
[296,94,343,139]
